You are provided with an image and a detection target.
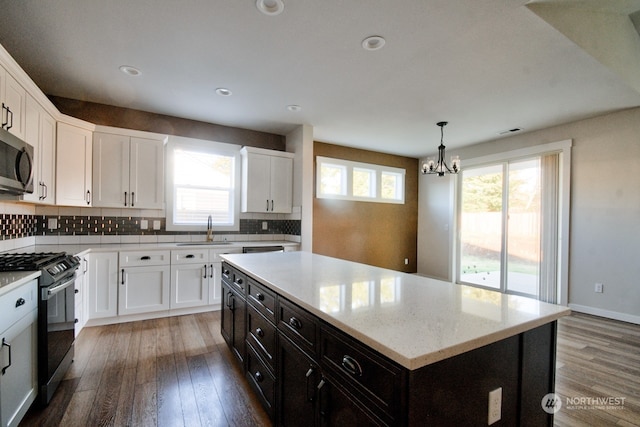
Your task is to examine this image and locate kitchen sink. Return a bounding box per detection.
[176,242,232,246]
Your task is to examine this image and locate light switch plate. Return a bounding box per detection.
[153,220,161,230]
[140,219,148,229]
[47,218,58,230]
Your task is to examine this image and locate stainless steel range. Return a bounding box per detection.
[0,252,80,405]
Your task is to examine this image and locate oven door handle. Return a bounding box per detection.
[46,276,76,298]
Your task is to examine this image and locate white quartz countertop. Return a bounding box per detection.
[220,251,571,370]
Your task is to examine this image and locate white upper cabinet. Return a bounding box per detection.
[93,130,165,209]
[56,122,93,206]
[0,66,26,140]
[241,146,294,213]
[22,94,56,204]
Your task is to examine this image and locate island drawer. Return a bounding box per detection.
[222,262,246,295]
[246,342,275,420]
[247,304,276,370]
[278,298,318,357]
[319,324,405,419]
[247,278,276,322]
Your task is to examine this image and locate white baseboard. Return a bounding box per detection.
[569,304,640,325]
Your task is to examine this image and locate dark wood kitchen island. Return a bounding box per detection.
[220,251,570,426]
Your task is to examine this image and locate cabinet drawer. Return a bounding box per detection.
[320,324,404,420]
[246,342,275,419]
[247,278,276,322]
[171,249,208,264]
[247,304,276,369]
[119,250,170,267]
[0,279,37,333]
[278,298,318,357]
[210,248,242,262]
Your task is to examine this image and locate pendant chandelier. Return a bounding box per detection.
[421,121,461,176]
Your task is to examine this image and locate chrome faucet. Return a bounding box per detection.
[206,215,213,242]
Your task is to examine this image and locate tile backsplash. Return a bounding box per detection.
[0,203,301,248]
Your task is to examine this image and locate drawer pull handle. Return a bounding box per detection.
[305,367,316,402]
[121,269,126,285]
[74,289,79,294]
[255,327,264,337]
[289,317,302,330]
[186,254,195,259]
[254,371,264,382]
[223,269,230,275]
[204,265,208,279]
[235,278,243,285]
[140,256,151,261]
[317,378,326,390]
[341,355,363,377]
[15,297,25,308]
[256,292,264,301]
[1,338,11,375]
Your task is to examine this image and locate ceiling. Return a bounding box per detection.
[1,0,639,158]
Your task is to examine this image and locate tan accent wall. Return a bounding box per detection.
[313,142,418,272]
[49,96,285,150]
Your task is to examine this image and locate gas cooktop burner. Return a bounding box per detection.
[0,252,67,271]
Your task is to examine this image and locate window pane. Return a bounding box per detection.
[174,187,232,225]
[353,168,375,198]
[506,159,540,297]
[171,146,236,227]
[381,172,402,200]
[320,163,346,195]
[175,149,233,188]
[459,164,503,289]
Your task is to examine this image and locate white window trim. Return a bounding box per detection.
[316,156,406,204]
[165,135,241,232]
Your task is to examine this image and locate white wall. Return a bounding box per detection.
[286,124,314,252]
[418,107,640,323]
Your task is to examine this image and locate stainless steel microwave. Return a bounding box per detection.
[0,127,34,195]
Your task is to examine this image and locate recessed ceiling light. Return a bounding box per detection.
[362,36,386,51]
[286,104,301,112]
[215,87,232,96]
[256,0,284,16]
[119,65,142,76]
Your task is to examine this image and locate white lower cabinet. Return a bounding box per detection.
[74,255,89,336]
[119,251,170,316]
[0,279,38,427]
[87,252,118,319]
[170,248,241,309]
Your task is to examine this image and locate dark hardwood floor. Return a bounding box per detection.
[20,311,270,427]
[19,311,640,426]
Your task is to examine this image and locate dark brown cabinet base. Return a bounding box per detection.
[221,262,558,426]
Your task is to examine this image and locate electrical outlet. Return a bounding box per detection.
[262,221,268,230]
[488,387,502,425]
[47,218,58,230]
[153,220,161,230]
[140,219,148,230]
[404,258,409,265]
[595,283,604,293]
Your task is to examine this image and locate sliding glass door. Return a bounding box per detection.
[459,155,557,300]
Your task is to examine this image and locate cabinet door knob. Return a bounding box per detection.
[289,317,302,330]
[14,297,25,308]
[254,371,264,382]
[255,327,264,337]
[341,355,363,377]
[74,289,79,294]
[256,292,264,301]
